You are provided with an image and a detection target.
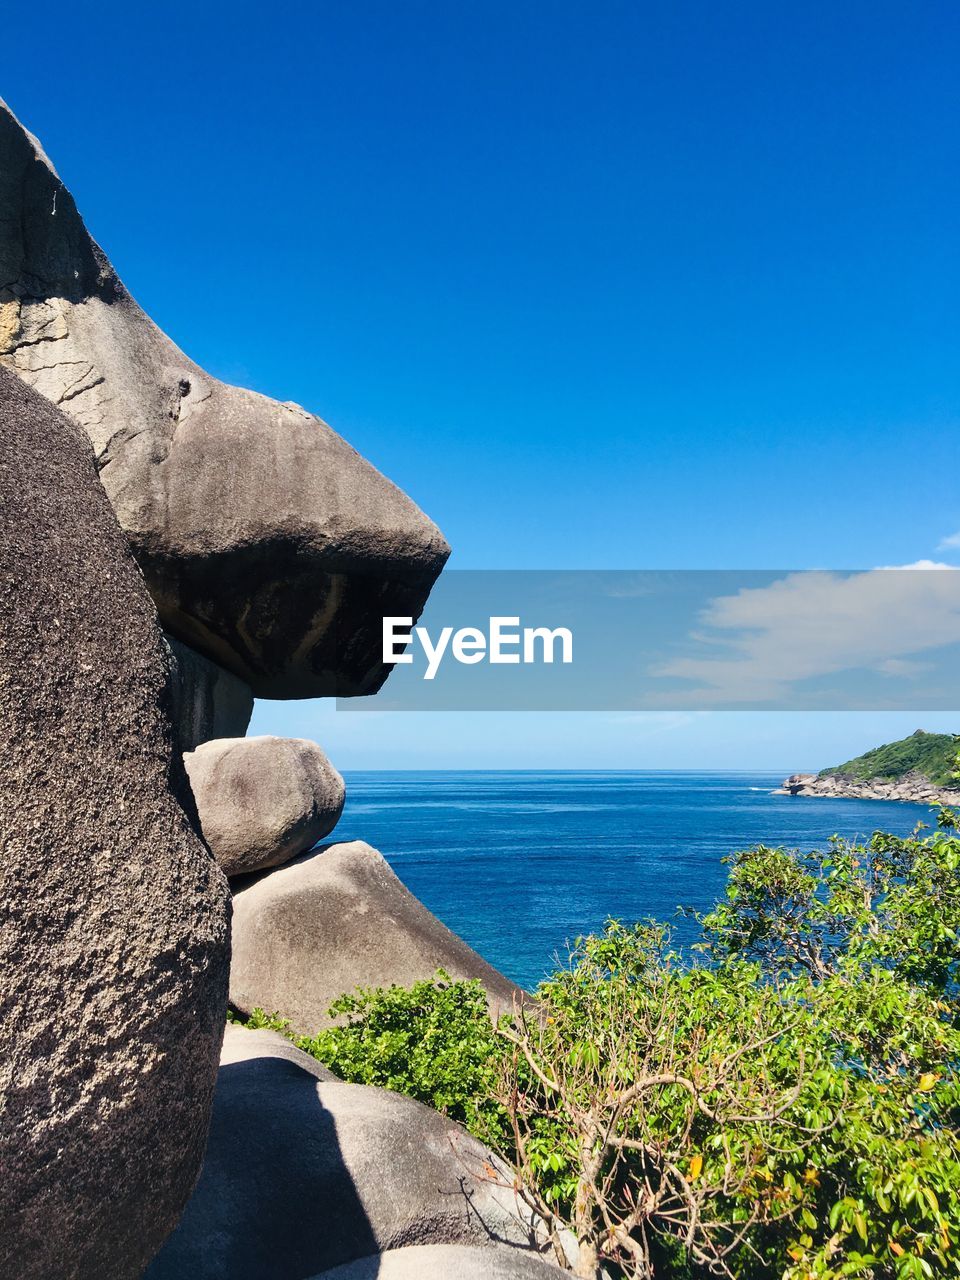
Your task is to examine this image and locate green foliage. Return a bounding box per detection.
[239,973,505,1136]
[681,802,960,1278]
[231,802,960,1279]
[299,973,505,1134]
[820,731,959,788]
[512,921,960,1279]
[699,822,960,992]
[227,1005,291,1033]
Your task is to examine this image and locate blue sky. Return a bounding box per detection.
[7,3,958,766]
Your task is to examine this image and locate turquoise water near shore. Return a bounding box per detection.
[336,771,936,991]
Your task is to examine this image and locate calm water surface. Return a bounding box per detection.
[336,771,935,990]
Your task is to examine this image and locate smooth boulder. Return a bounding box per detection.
[0,367,230,1280]
[185,736,345,877]
[0,99,449,698]
[219,1024,337,1081]
[311,1245,570,1278]
[230,840,522,1033]
[146,1025,547,1280]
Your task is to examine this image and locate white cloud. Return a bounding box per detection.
[875,559,957,570]
[651,568,960,705]
[937,531,960,551]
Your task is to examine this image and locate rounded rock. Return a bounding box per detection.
[230,840,522,1033]
[184,736,345,878]
[0,99,449,700]
[310,1244,570,1278]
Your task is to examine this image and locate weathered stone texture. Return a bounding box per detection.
[0,366,230,1280]
[147,1025,546,1280]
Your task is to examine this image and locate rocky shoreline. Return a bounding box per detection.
[777,770,960,806]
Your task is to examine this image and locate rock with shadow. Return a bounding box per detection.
[311,1243,570,1278]
[147,1025,553,1280]
[230,841,523,1033]
[0,99,449,699]
[165,632,254,753]
[0,366,230,1279]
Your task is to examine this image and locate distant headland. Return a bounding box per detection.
[779,729,960,805]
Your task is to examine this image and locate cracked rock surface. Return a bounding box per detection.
[0,100,449,699]
[0,366,230,1280]
[165,633,254,753]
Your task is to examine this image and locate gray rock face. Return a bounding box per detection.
[147,1024,547,1280]
[219,1024,337,1082]
[185,736,345,877]
[166,633,253,753]
[0,99,449,699]
[230,841,523,1033]
[311,1244,570,1279]
[780,772,818,796]
[0,366,231,1280]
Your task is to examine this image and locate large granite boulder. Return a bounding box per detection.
[0,367,231,1279]
[0,99,449,699]
[147,1025,548,1280]
[311,1245,570,1278]
[184,735,345,877]
[166,633,253,753]
[230,841,522,1033]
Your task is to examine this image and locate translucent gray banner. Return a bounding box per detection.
[336,569,960,711]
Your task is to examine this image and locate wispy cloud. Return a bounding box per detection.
[938,531,960,552]
[651,567,960,705]
[875,559,957,571]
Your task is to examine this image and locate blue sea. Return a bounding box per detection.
[336,771,937,991]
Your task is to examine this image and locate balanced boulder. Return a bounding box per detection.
[147,1024,547,1280]
[230,841,522,1033]
[0,367,230,1280]
[185,736,345,877]
[0,99,449,699]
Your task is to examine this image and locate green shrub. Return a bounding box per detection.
[232,806,960,1280]
[503,917,960,1279]
[296,973,505,1135]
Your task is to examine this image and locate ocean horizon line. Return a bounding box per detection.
[340,766,795,774]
